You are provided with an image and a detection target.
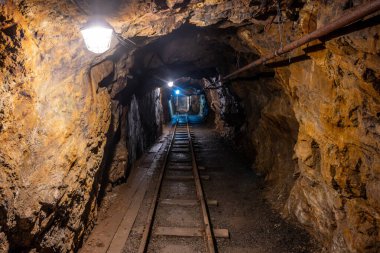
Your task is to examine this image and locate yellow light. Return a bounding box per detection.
[81,19,113,54]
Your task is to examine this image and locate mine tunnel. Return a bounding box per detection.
[1,1,380,253]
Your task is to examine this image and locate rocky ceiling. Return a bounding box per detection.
[129,25,244,86]
[72,0,301,35]
[1,0,303,87]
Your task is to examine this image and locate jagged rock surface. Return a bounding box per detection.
[232,1,380,252]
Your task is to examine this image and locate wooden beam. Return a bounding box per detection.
[154,227,229,238]
[160,199,218,206]
[171,149,190,153]
[168,167,192,171]
[166,175,210,181]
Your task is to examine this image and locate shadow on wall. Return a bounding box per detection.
[231,76,299,210]
[202,77,244,138]
[100,87,163,194]
[126,88,163,167]
[204,74,300,211]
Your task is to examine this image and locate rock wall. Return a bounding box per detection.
[202,78,243,138]
[126,89,163,169]
[0,2,163,252]
[0,2,112,251]
[231,1,380,252]
[231,77,299,210]
[97,55,163,187]
[285,51,380,252]
[104,88,163,186]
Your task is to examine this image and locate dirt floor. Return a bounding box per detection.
[80,125,321,253]
[191,126,320,253]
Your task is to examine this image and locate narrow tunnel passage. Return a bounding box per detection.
[81,123,319,253]
[1,1,380,253]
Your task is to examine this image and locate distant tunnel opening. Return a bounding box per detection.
[165,78,209,124]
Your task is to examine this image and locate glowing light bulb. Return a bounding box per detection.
[168,81,174,87]
[175,89,180,95]
[81,19,113,54]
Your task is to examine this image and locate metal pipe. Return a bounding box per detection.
[223,0,380,80]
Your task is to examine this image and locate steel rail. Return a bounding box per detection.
[137,122,178,253]
[223,0,380,80]
[138,119,216,252]
[186,120,216,253]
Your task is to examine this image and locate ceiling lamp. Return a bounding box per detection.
[168,81,174,87]
[81,18,113,54]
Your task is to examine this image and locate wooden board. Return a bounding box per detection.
[168,164,192,168]
[80,154,162,253]
[154,227,229,238]
[207,199,218,206]
[160,199,218,206]
[160,199,198,206]
[166,175,194,180]
[166,175,210,180]
[172,144,188,147]
[149,143,162,153]
[169,162,192,166]
[107,177,149,252]
[168,167,192,171]
[171,149,190,153]
[169,160,191,163]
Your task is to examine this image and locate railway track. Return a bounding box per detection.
[81,117,317,253]
[137,119,229,253]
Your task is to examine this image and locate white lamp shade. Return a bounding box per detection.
[81,26,113,54]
